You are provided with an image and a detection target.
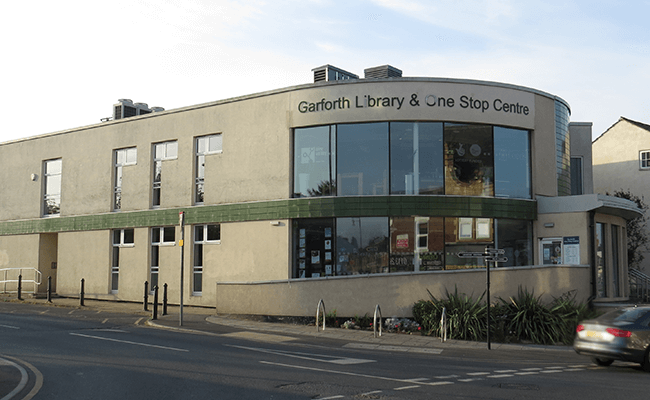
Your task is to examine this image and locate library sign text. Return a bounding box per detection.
[297,93,530,116]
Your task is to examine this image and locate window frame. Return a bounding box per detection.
[113,147,137,211]
[42,158,62,217]
[640,150,650,170]
[152,141,178,208]
[192,224,221,296]
[195,134,223,204]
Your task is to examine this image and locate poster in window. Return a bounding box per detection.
[396,234,409,249]
[325,227,332,238]
[299,238,306,248]
[325,240,332,250]
[325,265,332,275]
[300,229,306,238]
[312,272,321,277]
[459,218,473,239]
[299,248,306,258]
[476,219,491,239]
[311,250,320,264]
[299,270,306,278]
[563,236,580,265]
[325,252,332,261]
[299,260,306,269]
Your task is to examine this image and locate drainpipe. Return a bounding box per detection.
[588,210,597,307]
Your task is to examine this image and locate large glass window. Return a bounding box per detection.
[390,122,444,195]
[496,219,532,267]
[390,217,444,271]
[494,127,531,199]
[293,121,531,201]
[336,217,389,274]
[43,159,62,216]
[293,126,335,197]
[443,124,494,196]
[294,219,335,278]
[337,123,388,196]
[293,216,532,278]
[444,217,494,269]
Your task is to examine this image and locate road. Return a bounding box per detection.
[1,301,649,399]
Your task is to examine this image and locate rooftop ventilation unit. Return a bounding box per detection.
[113,99,164,120]
[363,65,402,79]
[312,65,359,83]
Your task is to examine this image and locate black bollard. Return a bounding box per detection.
[163,283,168,316]
[47,276,52,303]
[152,285,159,320]
[143,281,149,311]
[17,274,22,300]
[80,278,85,307]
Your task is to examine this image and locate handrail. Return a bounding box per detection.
[1,268,42,294]
[373,304,382,338]
[440,307,447,342]
[316,299,326,332]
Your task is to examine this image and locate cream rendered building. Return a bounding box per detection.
[593,117,650,275]
[0,65,641,316]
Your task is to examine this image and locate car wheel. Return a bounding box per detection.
[641,348,650,372]
[591,357,614,366]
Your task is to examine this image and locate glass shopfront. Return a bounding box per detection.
[292,217,532,278]
[294,121,531,200]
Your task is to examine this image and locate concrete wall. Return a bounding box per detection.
[215,265,591,317]
[569,122,594,195]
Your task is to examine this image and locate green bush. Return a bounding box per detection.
[413,286,599,345]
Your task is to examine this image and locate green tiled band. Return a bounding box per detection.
[0,196,536,235]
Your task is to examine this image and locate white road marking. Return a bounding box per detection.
[0,324,20,329]
[541,370,562,374]
[521,367,542,371]
[316,396,344,399]
[343,342,443,354]
[70,332,189,352]
[102,318,109,324]
[259,361,454,387]
[406,378,431,382]
[361,390,382,396]
[515,371,539,376]
[228,344,375,365]
[435,375,459,379]
[488,374,514,378]
[394,385,420,390]
[495,369,517,373]
[458,378,483,382]
[467,372,490,376]
[0,357,28,399]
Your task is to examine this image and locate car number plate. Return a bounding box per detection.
[585,331,603,338]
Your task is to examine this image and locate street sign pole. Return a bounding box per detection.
[486,256,491,350]
[179,211,185,327]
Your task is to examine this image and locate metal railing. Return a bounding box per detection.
[629,269,650,303]
[316,299,326,332]
[373,304,382,338]
[440,307,448,342]
[1,268,42,294]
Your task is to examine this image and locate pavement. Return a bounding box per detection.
[1,293,573,354]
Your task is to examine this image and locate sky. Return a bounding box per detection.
[1,0,649,144]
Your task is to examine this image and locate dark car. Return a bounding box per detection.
[574,306,650,370]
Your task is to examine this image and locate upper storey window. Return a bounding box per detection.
[114,147,137,211]
[640,150,650,170]
[195,134,222,204]
[293,122,531,200]
[43,159,62,216]
[152,141,178,208]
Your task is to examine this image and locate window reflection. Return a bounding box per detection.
[494,127,531,198]
[337,123,388,196]
[293,126,336,197]
[390,122,444,195]
[444,124,494,196]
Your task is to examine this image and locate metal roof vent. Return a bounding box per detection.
[312,65,359,83]
[113,99,160,120]
[363,65,402,79]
